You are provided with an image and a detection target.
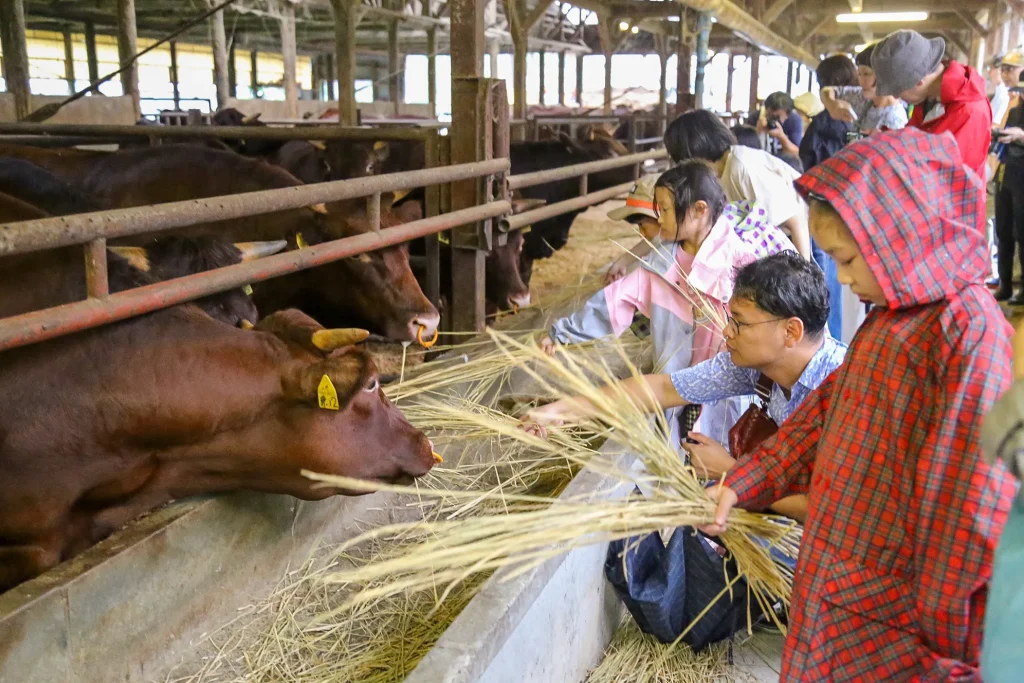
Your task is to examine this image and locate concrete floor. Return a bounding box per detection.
[731,631,785,682]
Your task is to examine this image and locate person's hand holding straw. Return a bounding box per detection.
[698,484,740,536]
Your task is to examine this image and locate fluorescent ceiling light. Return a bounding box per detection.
[836,11,928,23]
[667,15,680,21]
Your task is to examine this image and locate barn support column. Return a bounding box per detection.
[84,21,100,94]
[427,30,437,116]
[387,0,401,116]
[278,2,299,119]
[116,0,142,119]
[538,50,546,104]
[210,0,231,109]
[228,37,238,98]
[0,0,30,120]
[250,50,260,98]
[449,0,490,334]
[330,0,358,125]
[748,47,760,114]
[693,11,712,110]
[62,27,76,95]
[596,13,617,115]
[785,59,794,95]
[575,48,584,106]
[323,53,335,101]
[676,8,692,114]
[557,50,566,105]
[725,52,735,112]
[169,41,181,109]
[485,0,500,77]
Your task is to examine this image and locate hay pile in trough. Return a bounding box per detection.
[309,330,800,632]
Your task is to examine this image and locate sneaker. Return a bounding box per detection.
[1009,292,1024,306]
[995,287,1014,302]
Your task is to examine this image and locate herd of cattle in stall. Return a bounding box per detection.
[0,112,637,591]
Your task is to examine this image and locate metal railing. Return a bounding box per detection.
[0,158,508,352]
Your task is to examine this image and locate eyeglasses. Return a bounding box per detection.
[726,314,785,334]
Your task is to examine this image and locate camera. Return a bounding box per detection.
[766,116,780,131]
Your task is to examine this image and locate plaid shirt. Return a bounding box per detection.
[728,129,1017,682]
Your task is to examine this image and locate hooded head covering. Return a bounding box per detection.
[793,127,986,309]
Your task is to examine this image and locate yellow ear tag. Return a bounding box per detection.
[243,284,254,296]
[296,232,308,249]
[317,374,340,411]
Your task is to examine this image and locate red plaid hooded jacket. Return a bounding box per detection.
[727,128,1017,682]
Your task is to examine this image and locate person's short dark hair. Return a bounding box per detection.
[855,44,876,68]
[816,54,858,87]
[653,160,728,228]
[664,109,737,163]
[764,92,794,113]
[778,153,804,173]
[732,252,830,338]
[730,124,761,150]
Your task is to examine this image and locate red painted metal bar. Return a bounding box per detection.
[0,158,510,256]
[508,149,667,190]
[0,200,511,352]
[501,180,634,232]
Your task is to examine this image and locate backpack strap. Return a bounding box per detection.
[754,373,774,405]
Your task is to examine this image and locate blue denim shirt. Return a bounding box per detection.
[669,334,847,425]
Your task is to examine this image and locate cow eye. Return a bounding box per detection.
[364,378,380,393]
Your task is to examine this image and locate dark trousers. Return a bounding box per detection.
[996,164,1024,289]
[811,239,843,340]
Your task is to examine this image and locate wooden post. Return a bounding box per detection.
[557,50,566,105]
[693,11,712,110]
[596,14,615,115]
[725,52,735,113]
[576,49,584,106]
[676,8,692,114]
[786,59,794,95]
[228,36,237,98]
[169,41,181,109]
[449,0,489,333]
[279,1,299,118]
[427,28,437,116]
[62,27,76,96]
[250,49,260,98]
[0,0,30,119]
[538,50,546,105]
[330,0,358,124]
[210,0,230,109]
[388,0,401,117]
[85,21,100,93]
[116,0,141,119]
[324,53,335,101]
[748,48,760,114]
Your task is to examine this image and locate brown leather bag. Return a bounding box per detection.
[727,374,778,457]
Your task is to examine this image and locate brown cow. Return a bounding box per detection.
[0,300,435,591]
[0,144,440,341]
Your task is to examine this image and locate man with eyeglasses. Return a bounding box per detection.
[525,251,846,520]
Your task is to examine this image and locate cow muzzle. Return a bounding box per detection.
[409,312,440,347]
[509,292,531,312]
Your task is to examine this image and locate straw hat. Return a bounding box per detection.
[793,92,824,118]
[1001,49,1024,67]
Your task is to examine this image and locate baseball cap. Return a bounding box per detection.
[871,30,946,97]
[607,174,660,222]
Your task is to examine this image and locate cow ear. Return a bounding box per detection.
[280,352,369,410]
[373,141,390,161]
[108,246,150,272]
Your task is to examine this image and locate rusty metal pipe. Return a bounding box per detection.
[84,238,108,298]
[508,149,666,190]
[0,122,433,142]
[502,181,634,232]
[0,200,511,352]
[0,158,510,257]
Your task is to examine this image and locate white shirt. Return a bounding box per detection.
[992,83,1010,127]
[718,145,805,228]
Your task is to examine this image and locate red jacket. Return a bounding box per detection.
[909,60,992,180]
[729,129,1016,681]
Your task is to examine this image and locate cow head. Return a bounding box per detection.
[324,140,390,180]
[109,237,286,328]
[259,310,436,496]
[281,197,440,343]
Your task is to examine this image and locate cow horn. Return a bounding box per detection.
[241,113,262,124]
[108,246,150,272]
[240,319,256,330]
[311,328,371,350]
[309,140,327,151]
[393,188,411,202]
[234,240,288,261]
[310,203,329,215]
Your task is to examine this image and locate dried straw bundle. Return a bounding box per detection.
[585,619,753,683]
[306,330,801,634]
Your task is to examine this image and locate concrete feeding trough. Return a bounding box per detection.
[0,283,647,683]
